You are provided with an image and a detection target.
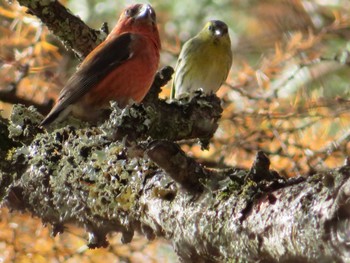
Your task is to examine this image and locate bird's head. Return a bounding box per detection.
[115,4,158,34]
[201,20,229,40]
[106,4,160,48]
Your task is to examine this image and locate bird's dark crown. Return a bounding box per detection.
[208,20,228,36]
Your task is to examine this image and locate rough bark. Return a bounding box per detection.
[0,83,349,262]
[1,1,349,262]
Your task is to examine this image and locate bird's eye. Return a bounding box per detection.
[208,25,213,31]
[125,7,137,17]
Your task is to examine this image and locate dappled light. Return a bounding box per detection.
[0,0,349,262]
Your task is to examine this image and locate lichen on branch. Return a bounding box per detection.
[2,103,350,261]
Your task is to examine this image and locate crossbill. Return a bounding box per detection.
[41,4,161,126]
[171,20,232,100]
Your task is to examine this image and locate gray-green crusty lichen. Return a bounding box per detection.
[2,104,281,249]
[3,80,223,245]
[8,105,43,143]
[109,93,222,143]
[3,101,230,248]
[3,104,350,262]
[0,115,17,201]
[6,104,162,247]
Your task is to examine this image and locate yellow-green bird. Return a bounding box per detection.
[171,20,232,100]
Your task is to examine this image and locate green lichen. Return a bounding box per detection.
[6,109,156,238]
[216,169,247,200]
[8,105,42,144]
[40,0,52,6]
[41,6,51,15]
[5,148,16,162]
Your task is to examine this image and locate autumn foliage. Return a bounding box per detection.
[0,0,350,262]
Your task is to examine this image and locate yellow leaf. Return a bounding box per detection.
[287,32,302,51]
[0,6,17,19]
[40,41,59,52]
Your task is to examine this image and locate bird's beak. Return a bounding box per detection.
[136,4,155,21]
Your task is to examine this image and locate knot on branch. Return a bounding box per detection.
[248,151,284,183]
[146,140,209,193]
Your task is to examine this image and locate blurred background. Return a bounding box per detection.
[0,0,349,262]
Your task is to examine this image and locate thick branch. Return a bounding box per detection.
[141,163,350,262]
[1,2,348,261]
[0,103,349,262]
[16,0,106,58]
[99,67,222,143]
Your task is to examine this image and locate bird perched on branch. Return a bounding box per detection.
[41,4,161,126]
[171,20,232,100]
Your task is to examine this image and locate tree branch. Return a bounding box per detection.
[0,67,348,261]
[1,96,349,261]
[146,140,211,193]
[2,2,349,262]
[95,67,222,143]
[0,63,54,114]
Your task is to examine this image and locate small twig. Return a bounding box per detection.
[0,63,54,115]
[247,151,272,182]
[224,83,261,100]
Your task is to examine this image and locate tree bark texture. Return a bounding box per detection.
[1,1,349,262]
[0,90,349,262]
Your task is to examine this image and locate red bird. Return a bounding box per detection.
[41,4,161,126]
